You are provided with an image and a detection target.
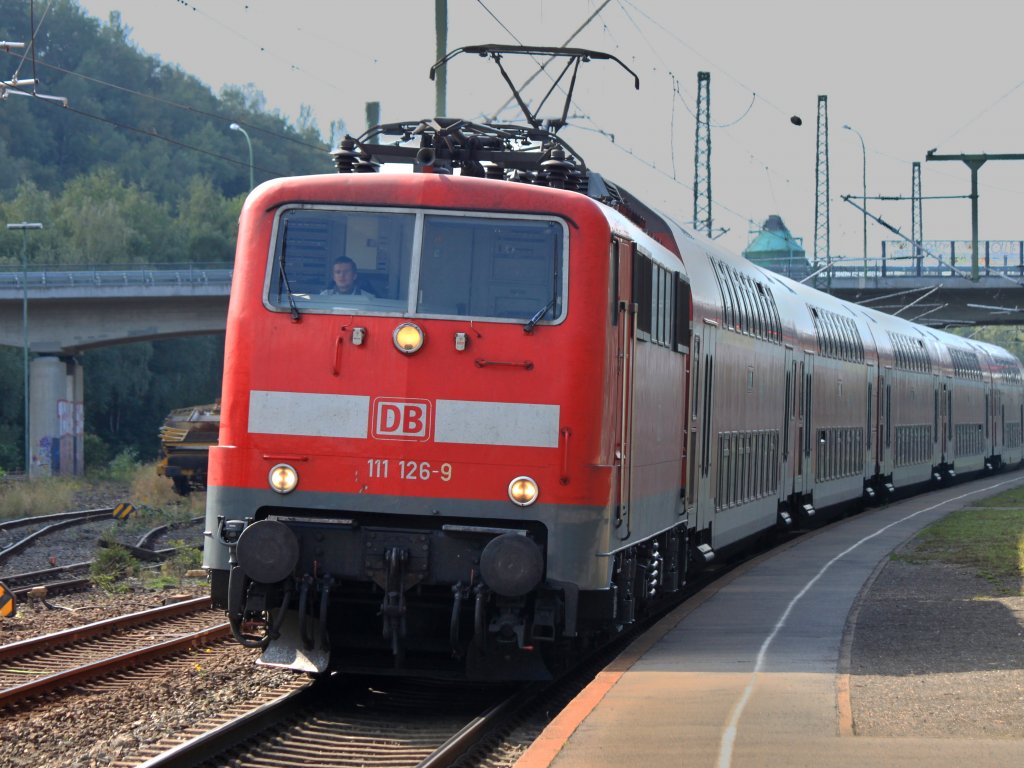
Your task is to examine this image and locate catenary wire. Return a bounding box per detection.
[3,82,295,178]
[0,50,328,154]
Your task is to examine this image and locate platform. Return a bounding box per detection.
[517,469,1024,768]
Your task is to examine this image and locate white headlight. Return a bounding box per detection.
[393,322,424,354]
[508,476,539,506]
[268,464,298,494]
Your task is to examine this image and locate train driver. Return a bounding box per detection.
[321,255,374,298]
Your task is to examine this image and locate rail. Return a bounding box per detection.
[0,262,233,291]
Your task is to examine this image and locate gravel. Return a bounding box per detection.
[1,582,302,768]
[0,482,304,768]
[1,599,301,768]
[849,557,1024,738]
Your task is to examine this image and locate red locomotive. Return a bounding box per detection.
[203,47,1024,679]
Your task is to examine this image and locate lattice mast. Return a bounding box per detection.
[693,71,712,237]
[813,95,830,271]
[911,161,923,263]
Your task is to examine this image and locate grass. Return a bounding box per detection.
[0,477,81,520]
[90,544,139,592]
[897,489,1024,595]
[129,460,188,509]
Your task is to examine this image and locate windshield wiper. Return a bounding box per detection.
[278,222,301,321]
[523,296,557,333]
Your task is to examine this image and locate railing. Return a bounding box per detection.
[0,262,233,290]
[818,240,1024,280]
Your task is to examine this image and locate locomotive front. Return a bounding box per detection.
[203,171,617,679]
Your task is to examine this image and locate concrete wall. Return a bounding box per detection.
[29,356,83,478]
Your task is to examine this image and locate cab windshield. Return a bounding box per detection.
[267,206,566,324]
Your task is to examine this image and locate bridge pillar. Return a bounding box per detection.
[29,356,84,478]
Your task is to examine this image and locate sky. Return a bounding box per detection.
[56,1,1024,261]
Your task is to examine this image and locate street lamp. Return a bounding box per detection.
[842,123,868,275]
[229,122,254,190]
[6,221,43,476]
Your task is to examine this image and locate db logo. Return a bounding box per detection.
[371,398,432,441]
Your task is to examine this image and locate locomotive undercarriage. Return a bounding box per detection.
[213,510,583,680]
[606,525,689,629]
[209,508,703,679]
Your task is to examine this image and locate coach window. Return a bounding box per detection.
[713,261,733,329]
[267,208,566,324]
[418,215,565,323]
[744,275,764,339]
[722,265,741,330]
[633,251,653,339]
[674,274,690,352]
[268,207,416,312]
[735,268,753,334]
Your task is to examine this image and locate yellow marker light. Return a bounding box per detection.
[268,463,299,494]
[393,322,425,354]
[508,476,539,507]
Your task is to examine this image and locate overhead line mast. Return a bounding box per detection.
[813,95,830,281]
[911,161,923,267]
[693,71,712,237]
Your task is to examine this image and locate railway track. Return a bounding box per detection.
[1,561,93,599]
[127,675,527,768]
[111,530,783,768]
[0,510,203,600]
[0,596,228,709]
[0,508,116,564]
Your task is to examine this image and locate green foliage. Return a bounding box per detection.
[83,433,113,472]
[160,540,203,587]
[0,0,327,203]
[90,544,139,591]
[0,0,330,463]
[898,496,1024,595]
[108,447,140,482]
[0,346,22,470]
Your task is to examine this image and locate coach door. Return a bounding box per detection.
[878,367,893,479]
[785,351,814,502]
[690,320,717,533]
[866,363,876,476]
[612,238,637,540]
[799,352,815,497]
[779,345,796,506]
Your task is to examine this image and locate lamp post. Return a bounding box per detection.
[6,221,43,475]
[842,124,868,275]
[229,122,254,190]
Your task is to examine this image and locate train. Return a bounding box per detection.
[157,403,220,495]
[203,47,1024,681]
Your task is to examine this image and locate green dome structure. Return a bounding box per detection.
[743,215,810,280]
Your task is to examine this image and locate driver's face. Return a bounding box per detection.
[332,262,357,293]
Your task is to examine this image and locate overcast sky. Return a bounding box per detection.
[66,1,1024,260]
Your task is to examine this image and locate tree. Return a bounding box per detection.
[0,0,331,463]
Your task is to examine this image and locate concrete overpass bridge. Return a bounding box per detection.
[0,263,230,477]
[816,245,1024,327]
[2,252,1022,477]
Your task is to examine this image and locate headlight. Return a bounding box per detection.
[393,322,424,354]
[508,476,539,506]
[268,463,298,494]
